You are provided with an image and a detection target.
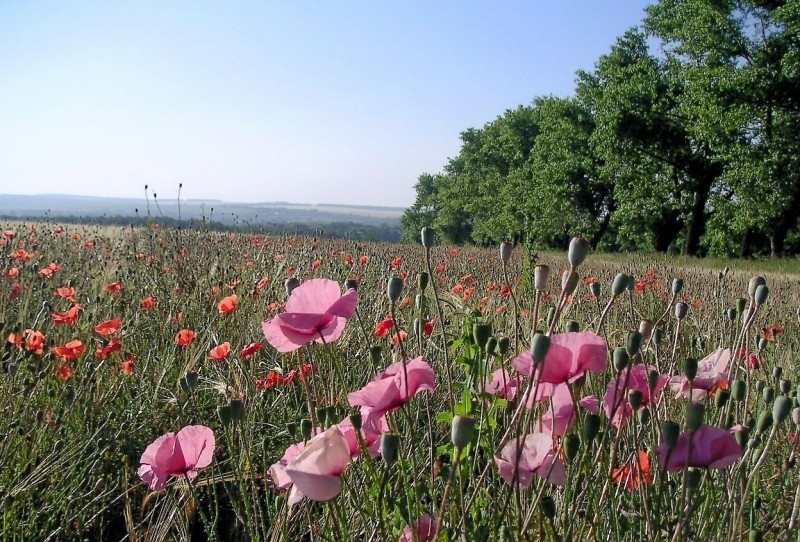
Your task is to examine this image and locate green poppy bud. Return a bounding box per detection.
[686,403,704,430]
[613,347,629,372]
[583,413,601,444]
[647,370,661,393]
[473,323,492,349]
[229,399,244,422]
[417,272,429,292]
[590,281,601,298]
[736,298,747,316]
[638,407,651,424]
[763,386,775,405]
[638,319,653,340]
[387,277,403,303]
[286,422,298,438]
[748,529,763,542]
[773,366,783,381]
[300,418,313,440]
[754,285,769,306]
[285,277,300,297]
[485,337,498,356]
[497,337,511,356]
[683,358,698,381]
[218,405,232,426]
[732,379,747,401]
[451,415,476,449]
[756,411,772,434]
[421,227,436,248]
[626,330,642,357]
[672,278,684,295]
[534,265,549,291]
[628,389,644,411]
[734,427,748,449]
[792,407,800,426]
[773,395,793,424]
[758,337,768,351]
[381,433,400,466]
[370,345,382,365]
[715,389,730,409]
[540,495,556,519]
[568,237,591,268]
[611,273,628,296]
[531,333,551,365]
[779,379,791,394]
[563,434,580,462]
[545,306,556,328]
[675,302,689,320]
[748,276,766,298]
[727,308,737,321]
[661,421,680,448]
[566,320,580,333]
[561,269,579,295]
[350,411,362,431]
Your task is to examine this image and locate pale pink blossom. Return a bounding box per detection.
[138,425,215,491]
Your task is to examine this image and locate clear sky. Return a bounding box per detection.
[1,1,652,208]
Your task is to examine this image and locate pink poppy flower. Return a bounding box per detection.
[655,424,743,470]
[262,278,358,353]
[138,425,215,491]
[670,348,731,401]
[481,368,519,401]
[604,364,668,428]
[284,426,352,505]
[347,357,436,432]
[494,432,566,487]
[513,331,607,385]
[539,383,599,436]
[399,514,439,542]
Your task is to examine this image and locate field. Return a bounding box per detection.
[2,220,800,541]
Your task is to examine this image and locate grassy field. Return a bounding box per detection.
[1,220,799,541]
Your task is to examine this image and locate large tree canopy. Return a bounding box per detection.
[402,0,800,257]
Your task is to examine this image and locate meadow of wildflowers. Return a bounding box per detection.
[1,221,799,541]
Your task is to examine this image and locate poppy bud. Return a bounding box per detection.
[418,272,429,292]
[780,379,791,394]
[732,379,747,401]
[545,306,556,328]
[345,279,359,291]
[415,294,426,313]
[284,277,300,297]
[715,389,730,409]
[723,413,735,429]
[300,419,313,440]
[734,428,748,449]
[736,298,747,316]
[387,277,404,303]
[421,227,435,248]
[563,434,580,462]
[638,319,653,340]
[754,285,769,306]
[500,242,513,263]
[451,415,476,449]
[727,308,737,321]
[792,407,800,426]
[583,413,601,444]
[350,412,362,431]
[637,407,651,424]
[381,433,400,466]
[686,468,702,490]
[626,331,642,357]
[627,389,643,410]
[672,278,684,295]
[534,265,549,291]
[612,273,628,296]
[185,370,199,390]
[763,387,775,405]
[683,358,698,381]
[561,269,578,295]
[473,323,492,349]
[540,495,556,519]
[773,366,783,381]
[568,237,590,268]
[370,345,382,366]
[286,422,298,439]
[647,370,661,393]
[316,407,328,426]
[566,320,580,333]
[217,405,232,426]
[756,411,772,434]
[758,337,768,351]
[531,333,551,365]
[675,302,688,320]
[748,276,766,298]
[686,403,704,431]
[654,328,665,344]
[229,399,244,422]
[485,337,498,356]
[613,347,629,372]
[589,282,601,298]
[748,529,763,542]
[661,421,680,448]
[773,395,793,424]
[497,337,511,356]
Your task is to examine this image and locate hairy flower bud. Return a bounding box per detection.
[500,241,513,263]
[568,237,590,268]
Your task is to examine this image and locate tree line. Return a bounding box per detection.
[402,0,800,257]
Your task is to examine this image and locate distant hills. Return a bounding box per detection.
[0,193,404,228]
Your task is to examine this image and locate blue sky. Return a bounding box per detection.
[1,1,652,207]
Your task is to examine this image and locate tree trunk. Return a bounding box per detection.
[590,210,613,249]
[739,229,751,259]
[683,182,711,257]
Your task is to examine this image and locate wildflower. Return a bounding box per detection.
[655,424,742,470]
[2,267,19,279]
[262,278,358,353]
[257,371,284,390]
[513,331,607,386]
[399,515,439,542]
[94,318,122,336]
[54,365,73,381]
[140,296,156,309]
[256,276,270,290]
[104,280,122,292]
[95,337,122,359]
[423,320,435,336]
[218,294,238,314]
[51,304,82,326]
[138,425,215,491]
[175,329,196,347]
[24,329,45,355]
[209,342,231,362]
[605,364,668,428]
[121,355,135,375]
[283,426,351,505]
[540,383,599,436]
[10,249,31,263]
[52,340,85,361]
[359,255,369,265]
[670,348,730,401]
[481,368,519,402]
[55,287,76,302]
[373,317,395,338]
[390,330,409,347]
[763,324,784,341]
[241,342,263,358]
[612,450,653,492]
[348,357,436,432]
[391,257,403,269]
[495,432,566,487]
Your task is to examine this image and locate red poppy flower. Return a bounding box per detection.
[391,257,403,269]
[359,255,369,265]
[209,342,231,362]
[763,324,784,341]
[95,337,122,359]
[612,450,653,492]
[54,365,73,381]
[55,287,76,302]
[257,371,284,390]
[10,249,31,263]
[373,318,395,338]
[241,342,263,358]
[51,304,82,326]
[423,320,435,336]
[2,267,19,279]
[140,296,156,309]
[218,294,238,314]
[94,318,122,336]
[22,329,45,355]
[121,355,135,376]
[104,281,122,292]
[256,276,270,290]
[52,340,86,361]
[175,329,196,347]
